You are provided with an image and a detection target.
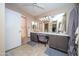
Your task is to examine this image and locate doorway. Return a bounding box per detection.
[52,21,57,32]
[44,23,49,32]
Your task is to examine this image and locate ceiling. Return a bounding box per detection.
[6,3,75,17]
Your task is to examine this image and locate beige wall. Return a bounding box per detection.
[26,14,35,37]
[0,3,5,56]
[20,16,28,45]
[21,14,35,37]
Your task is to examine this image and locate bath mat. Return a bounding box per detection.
[27,41,37,47]
[45,47,67,56]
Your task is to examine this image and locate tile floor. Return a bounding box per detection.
[5,41,67,56]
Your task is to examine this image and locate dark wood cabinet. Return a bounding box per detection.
[48,35,69,53]
[30,32,69,53]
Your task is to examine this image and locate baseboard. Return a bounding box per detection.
[5,45,21,52]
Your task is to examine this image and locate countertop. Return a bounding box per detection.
[30,32,69,37]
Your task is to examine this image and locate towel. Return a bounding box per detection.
[75,26,79,44]
[75,34,79,44]
[75,26,79,35]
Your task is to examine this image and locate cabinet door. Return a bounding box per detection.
[49,35,69,52]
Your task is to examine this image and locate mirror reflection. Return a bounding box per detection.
[31,13,67,34]
[39,13,67,33]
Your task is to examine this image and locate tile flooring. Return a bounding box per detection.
[5,41,67,56]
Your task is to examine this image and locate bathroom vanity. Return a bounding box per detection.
[30,32,70,53]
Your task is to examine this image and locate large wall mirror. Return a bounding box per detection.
[31,21,37,32]
[39,13,67,34]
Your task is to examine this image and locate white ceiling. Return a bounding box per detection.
[6,3,75,17]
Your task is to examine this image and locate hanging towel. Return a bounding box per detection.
[75,26,79,44]
[75,26,79,35]
[75,35,79,44]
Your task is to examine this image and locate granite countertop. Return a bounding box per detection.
[30,32,69,37]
